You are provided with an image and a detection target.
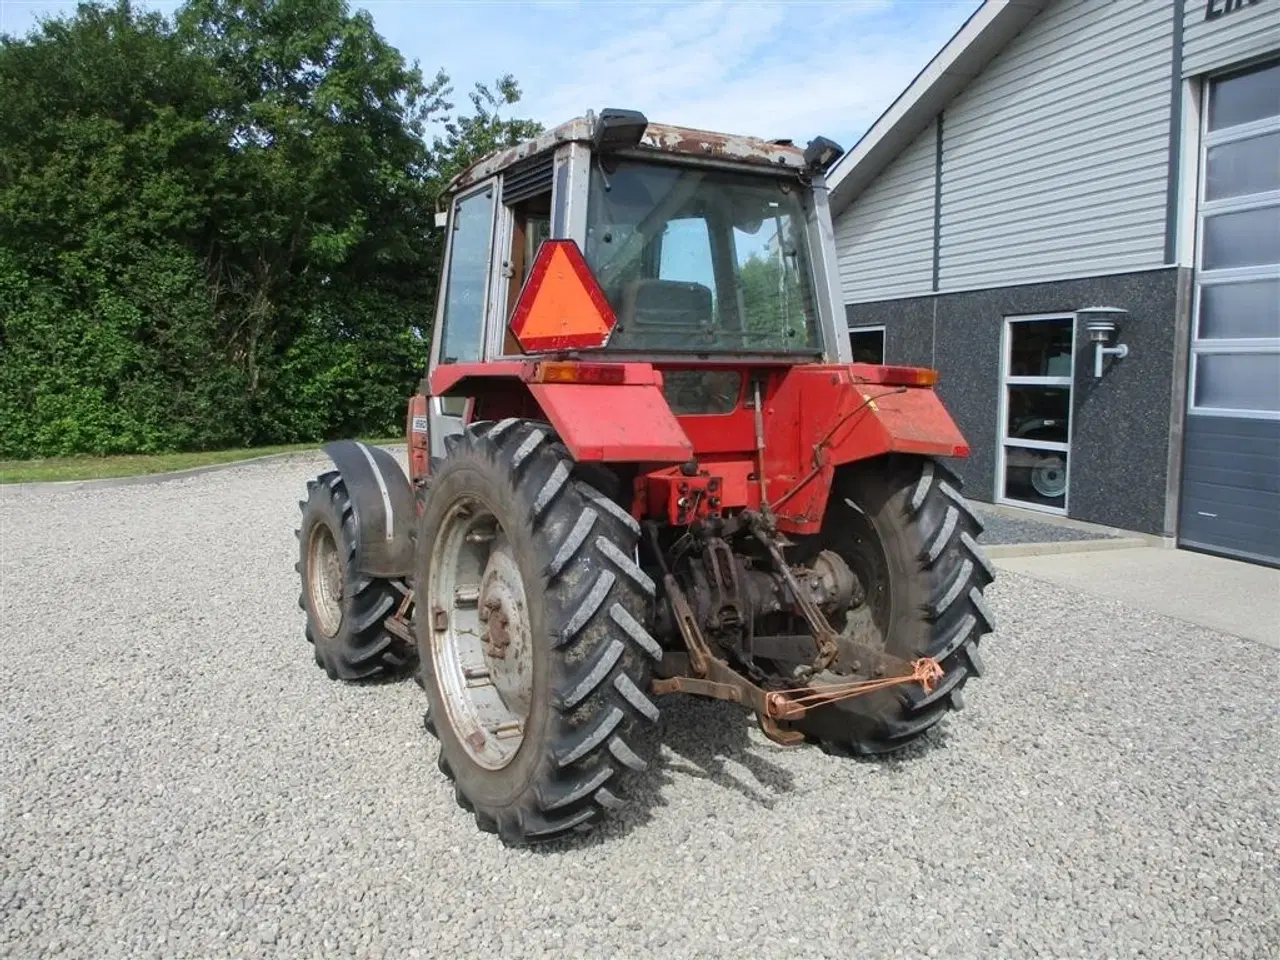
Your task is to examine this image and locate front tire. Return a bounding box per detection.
[786,454,996,755]
[416,418,662,845]
[296,470,416,681]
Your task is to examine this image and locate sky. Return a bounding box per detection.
[0,0,983,153]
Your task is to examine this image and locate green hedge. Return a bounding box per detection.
[0,0,538,457]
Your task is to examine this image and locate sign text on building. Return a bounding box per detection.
[1204,0,1264,22]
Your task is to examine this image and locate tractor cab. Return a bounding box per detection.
[423,109,853,457]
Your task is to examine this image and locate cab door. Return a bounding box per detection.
[427,181,499,459]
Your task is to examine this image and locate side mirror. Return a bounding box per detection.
[434,211,449,229]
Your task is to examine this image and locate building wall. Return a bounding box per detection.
[834,122,937,303]
[847,269,1183,536]
[1183,0,1280,75]
[938,0,1174,290]
[830,0,1280,546]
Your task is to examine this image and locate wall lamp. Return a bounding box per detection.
[1078,306,1130,378]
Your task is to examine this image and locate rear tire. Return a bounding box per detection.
[416,418,662,845]
[785,454,995,755]
[296,470,416,681]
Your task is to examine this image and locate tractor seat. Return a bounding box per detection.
[619,278,714,331]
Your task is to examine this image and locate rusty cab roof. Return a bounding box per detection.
[442,110,811,198]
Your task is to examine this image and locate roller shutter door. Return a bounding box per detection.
[1179,57,1280,566]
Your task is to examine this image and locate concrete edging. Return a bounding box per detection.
[984,537,1151,559]
[975,501,1174,549]
[3,450,325,494]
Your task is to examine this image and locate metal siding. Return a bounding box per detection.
[1183,0,1280,76]
[938,0,1174,290]
[834,123,937,303]
[1178,414,1280,563]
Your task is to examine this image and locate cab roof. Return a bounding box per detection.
[443,110,812,196]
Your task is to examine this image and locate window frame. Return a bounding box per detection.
[486,181,555,360]
[580,155,826,358]
[430,180,499,417]
[1188,58,1280,421]
[995,313,1076,516]
[848,324,886,364]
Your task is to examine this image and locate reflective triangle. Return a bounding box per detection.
[510,241,616,352]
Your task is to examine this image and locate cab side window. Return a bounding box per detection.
[438,187,495,364]
[502,191,552,354]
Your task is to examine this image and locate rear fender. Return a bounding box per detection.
[430,361,694,464]
[526,381,693,462]
[321,440,416,579]
[764,366,969,534]
[826,382,970,463]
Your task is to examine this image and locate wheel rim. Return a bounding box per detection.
[1031,455,1067,499]
[306,523,344,637]
[428,494,533,771]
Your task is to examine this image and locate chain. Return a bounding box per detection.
[765,658,944,718]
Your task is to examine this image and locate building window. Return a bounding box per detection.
[1190,57,1280,420]
[997,315,1075,514]
[849,325,885,363]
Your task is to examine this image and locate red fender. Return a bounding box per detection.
[761,365,969,532]
[525,382,693,461]
[430,361,693,463]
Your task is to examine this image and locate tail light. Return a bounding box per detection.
[850,363,939,387]
[531,361,628,385]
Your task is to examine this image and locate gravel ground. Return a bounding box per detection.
[973,507,1120,545]
[2,453,1277,960]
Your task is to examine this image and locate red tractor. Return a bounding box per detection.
[296,109,996,845]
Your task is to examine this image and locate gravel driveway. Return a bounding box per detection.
[2,453,1277,959]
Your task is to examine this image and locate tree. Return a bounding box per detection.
[174,0,450,443]
[429,74,545,190]
[0,1,236,454]
[0,0,542,457]
[738,250,814,351]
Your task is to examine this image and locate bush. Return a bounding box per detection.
[0,0,539,457]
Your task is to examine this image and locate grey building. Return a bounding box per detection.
[828,0,1279,567]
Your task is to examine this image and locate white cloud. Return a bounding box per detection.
[3,0,982,152]
[507,0,980,149]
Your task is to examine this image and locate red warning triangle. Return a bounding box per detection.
[509,240,617,352]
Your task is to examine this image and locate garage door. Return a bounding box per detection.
[1179,57,1280,567]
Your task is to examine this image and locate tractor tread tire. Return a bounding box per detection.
[417,419,659,846]
[794,455,995,756]
[296,470,416,681]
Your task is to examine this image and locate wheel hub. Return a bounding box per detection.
[306,523,344,637]
[806,549,862,609]
[481,599,510,657]
[428,497,533,771]
[477,541,532,720]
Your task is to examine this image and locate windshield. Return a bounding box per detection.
[584,158,823,355]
